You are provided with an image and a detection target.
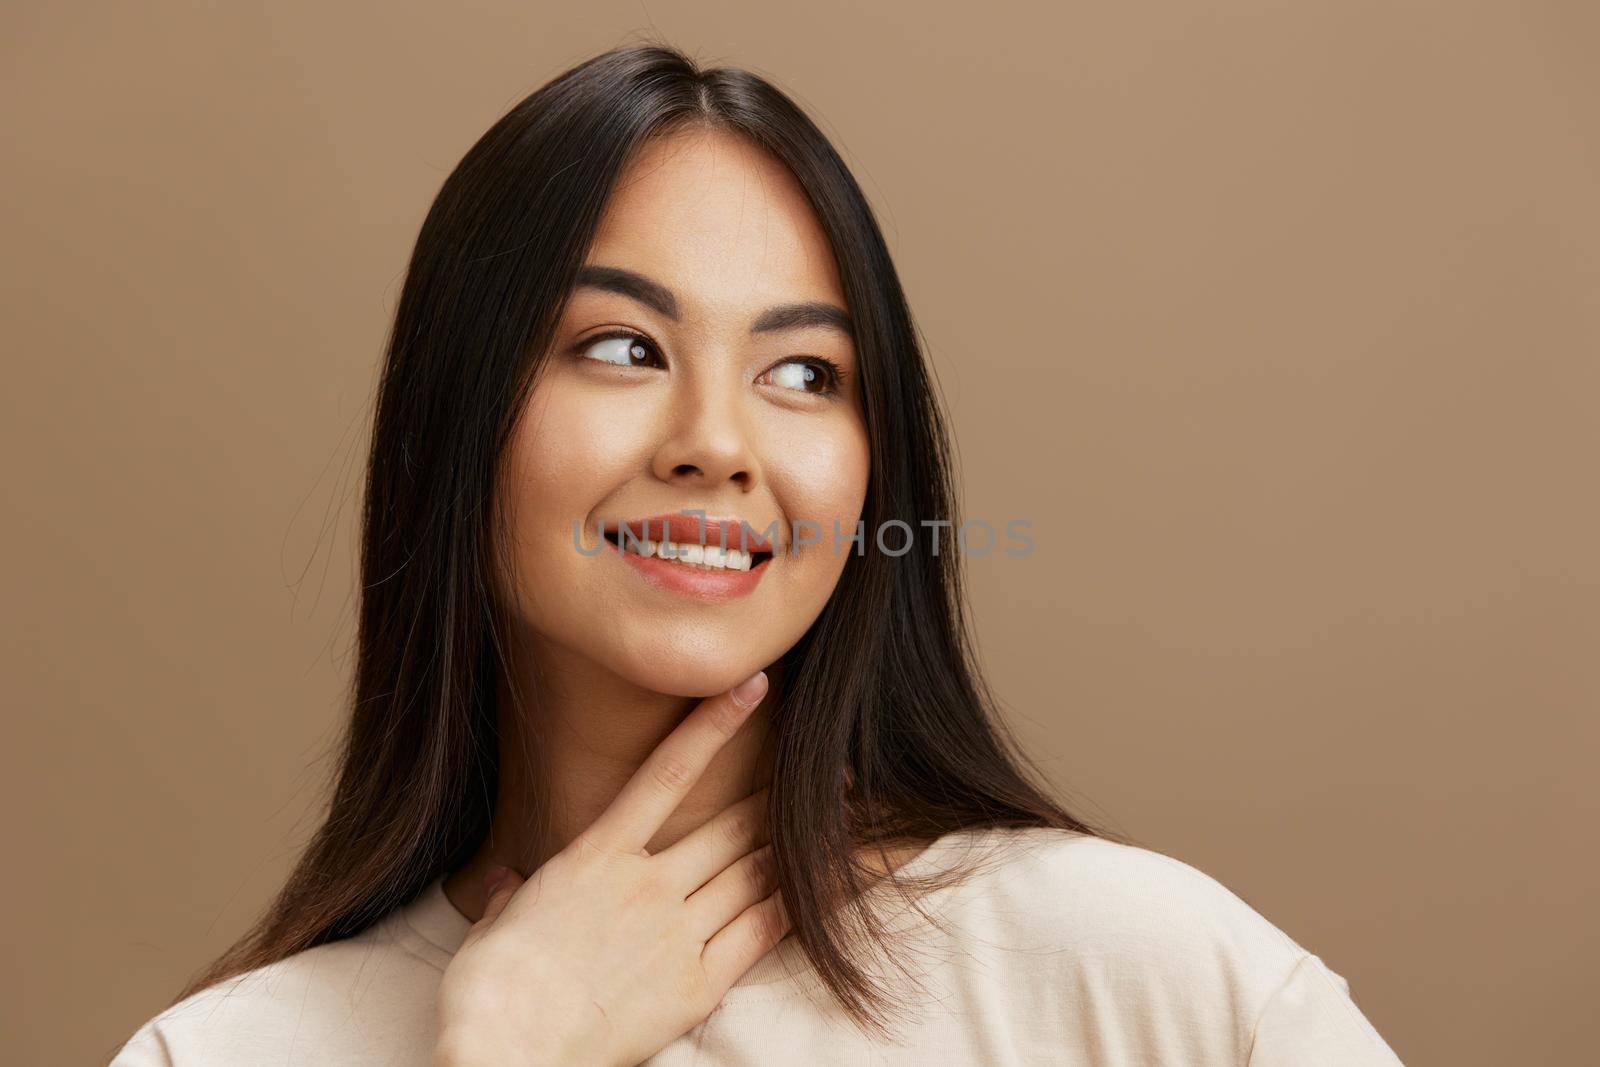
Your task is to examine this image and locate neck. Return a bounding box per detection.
[444,636,779,922]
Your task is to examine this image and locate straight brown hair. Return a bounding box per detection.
[162,39,1129,1043]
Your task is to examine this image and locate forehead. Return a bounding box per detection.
[582,128,847,315]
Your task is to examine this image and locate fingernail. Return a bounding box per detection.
[731,671,768,709]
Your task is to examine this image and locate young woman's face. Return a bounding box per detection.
[500,129,870,697]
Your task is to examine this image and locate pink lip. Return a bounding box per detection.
[602,532,772,602]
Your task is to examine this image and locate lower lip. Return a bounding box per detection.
[605,538,771,601]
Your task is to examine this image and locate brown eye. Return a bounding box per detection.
[760,358,841,395]
[577,330,662,368]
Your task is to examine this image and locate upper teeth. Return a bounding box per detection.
[622,537,754,571]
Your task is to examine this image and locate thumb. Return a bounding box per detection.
[464,864,524,938]
[458,865,524,954]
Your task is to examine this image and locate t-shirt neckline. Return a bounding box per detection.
[395,826,987,1004]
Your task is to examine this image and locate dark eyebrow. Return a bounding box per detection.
[573,264,854,340]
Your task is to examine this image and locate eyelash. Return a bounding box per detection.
[570,328,846,398]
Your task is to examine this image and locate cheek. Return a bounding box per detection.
[500,379,645,606]
[512,382,629,509]
[510,377,658,534]
[768,414,871,553]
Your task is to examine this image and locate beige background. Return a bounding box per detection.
[3,2,1595,1064]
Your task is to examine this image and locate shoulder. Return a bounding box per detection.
[110,914,441,1066]
[899,827,1403,1064]
[922,827,1317,1011]
[961,827,1313,969]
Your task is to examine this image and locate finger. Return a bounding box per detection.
[481,865,524,923]
[684,843,777,942]
[701,888,791,991]
[458,865,525,951]
[656,786,771,894]
[585,672,768,856]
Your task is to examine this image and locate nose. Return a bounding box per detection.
[649,376,760,492]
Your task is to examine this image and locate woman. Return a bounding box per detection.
[112,43,1405,1066]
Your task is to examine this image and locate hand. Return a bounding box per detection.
[432,671,789,1067]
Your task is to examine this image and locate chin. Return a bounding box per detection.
[611,640,770,700]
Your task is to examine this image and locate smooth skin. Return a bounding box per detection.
[434,673,782,1067]
[440,127,870,911]
[431,130,918,1063]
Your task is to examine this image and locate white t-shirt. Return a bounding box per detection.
[110,827,1405,1065]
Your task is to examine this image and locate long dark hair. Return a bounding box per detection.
[167,40,1129,1040]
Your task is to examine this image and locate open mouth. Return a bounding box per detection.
[602,527,775,572]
